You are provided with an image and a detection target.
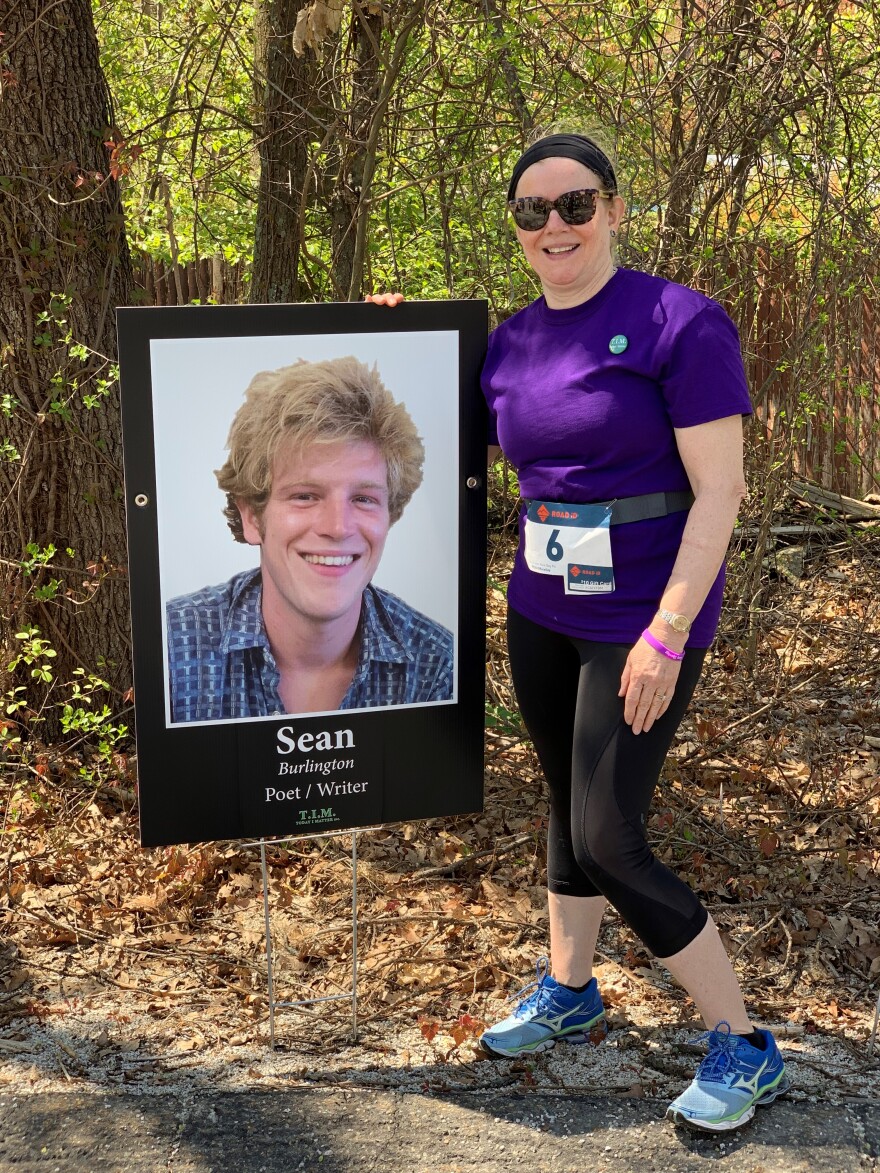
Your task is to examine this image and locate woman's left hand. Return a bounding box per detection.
[364,291,405,306]
[618,637,683,735]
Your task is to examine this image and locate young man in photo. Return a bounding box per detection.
[166,357,454,722]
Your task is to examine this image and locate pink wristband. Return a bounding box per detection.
[640,628,685,661]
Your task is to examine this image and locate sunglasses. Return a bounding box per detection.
[507,187,614,231]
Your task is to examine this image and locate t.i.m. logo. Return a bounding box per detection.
[297,807,338,826]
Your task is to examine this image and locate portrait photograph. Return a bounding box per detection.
[150,330,460,727]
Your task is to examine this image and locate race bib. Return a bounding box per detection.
[524,500,615,595]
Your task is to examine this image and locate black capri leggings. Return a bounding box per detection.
[507,606,709,958]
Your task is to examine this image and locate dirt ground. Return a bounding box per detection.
[1,1089,878,1171]
[1,500,879,1146]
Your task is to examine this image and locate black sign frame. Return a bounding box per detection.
[118,301,488,848]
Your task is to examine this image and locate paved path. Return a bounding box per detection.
[1,1090,877,1171]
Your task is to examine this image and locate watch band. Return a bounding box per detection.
[656,608,692,634]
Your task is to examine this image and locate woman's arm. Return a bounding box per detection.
[619,413,746,734]
[654,413,747,635]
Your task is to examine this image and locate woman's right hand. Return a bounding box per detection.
[364,292,405,307]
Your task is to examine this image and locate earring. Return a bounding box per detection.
[610,229,617,238]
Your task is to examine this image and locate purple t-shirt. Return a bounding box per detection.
[481,268,752,647]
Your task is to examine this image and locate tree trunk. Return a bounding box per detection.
[481,0,532,138]
[0,0,134,722]
[325,2,382,300]
[250,0,319,304]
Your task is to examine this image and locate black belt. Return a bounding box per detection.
[603,490,694,526]
[526,490,694,526]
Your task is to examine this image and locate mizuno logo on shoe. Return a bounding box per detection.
[519,1007,576,1030]
[729,1058,769,1095]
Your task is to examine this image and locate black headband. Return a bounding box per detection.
[507,134,618,201]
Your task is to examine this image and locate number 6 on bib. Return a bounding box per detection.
[524,500,615,595]
[546,529,564,561]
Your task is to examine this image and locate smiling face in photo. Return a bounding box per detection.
[238,438,391,632]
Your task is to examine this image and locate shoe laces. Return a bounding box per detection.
[689,1020,740,1084]
[510,956,553,1018]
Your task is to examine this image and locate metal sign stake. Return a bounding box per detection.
[259,837,277,1048]
[253,829,366,1051]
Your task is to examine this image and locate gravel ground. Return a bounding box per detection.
[2,966,876,1103]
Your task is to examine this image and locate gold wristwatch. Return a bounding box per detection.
[656,609,692,634]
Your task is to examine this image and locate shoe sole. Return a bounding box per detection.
[480,1015,608,1058]
[666,1074,792,1133]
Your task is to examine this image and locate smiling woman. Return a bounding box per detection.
[462,128,791,1132]
[165,356,454,722]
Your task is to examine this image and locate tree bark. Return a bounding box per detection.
[250,0,319,304]
[327,1,383,300]
[480,0,532,138]
[0,0,134,718]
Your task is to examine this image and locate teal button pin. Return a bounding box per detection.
[609,334,628,354]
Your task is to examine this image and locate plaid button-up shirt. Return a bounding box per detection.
[166,568,454,723]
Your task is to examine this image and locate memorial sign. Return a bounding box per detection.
[118,301,487,847]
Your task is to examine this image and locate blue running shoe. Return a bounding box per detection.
[480,957,607,1058]
[667,1021,791,1132]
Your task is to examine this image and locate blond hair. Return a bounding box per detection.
[216,356,424,540]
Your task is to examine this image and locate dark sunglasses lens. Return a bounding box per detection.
[510,190,599,230]
[511,198,551,230]
[557,190,597,225]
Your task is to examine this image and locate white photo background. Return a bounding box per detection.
[150,330,460,715]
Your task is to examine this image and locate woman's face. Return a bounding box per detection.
[513,157,624,308]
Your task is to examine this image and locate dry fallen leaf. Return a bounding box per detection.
[759,831,780,857]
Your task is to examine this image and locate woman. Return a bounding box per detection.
[369,131,789,1133]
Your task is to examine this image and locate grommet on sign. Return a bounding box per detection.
[134,493,150,508]
[466,476,482,489]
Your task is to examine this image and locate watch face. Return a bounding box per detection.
[672,615,690,632]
